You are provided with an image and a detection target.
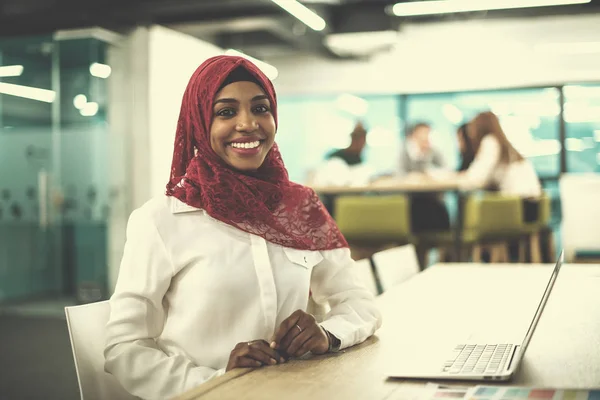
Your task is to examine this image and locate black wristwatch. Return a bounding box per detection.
[324,329,341,352]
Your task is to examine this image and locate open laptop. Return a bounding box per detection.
[387,250,564,382]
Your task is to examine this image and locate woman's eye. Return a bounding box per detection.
[254,105,270,114]
[216,108,235,117]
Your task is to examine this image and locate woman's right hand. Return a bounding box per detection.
[226,340,286,371]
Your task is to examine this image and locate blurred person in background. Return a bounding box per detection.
[312,121,371,187]
[398,122,447,176]
[397,122,451,236]
[326,121,368,167]
[311,121,375,214]
[104,56,381,400]
[460,111,542,223]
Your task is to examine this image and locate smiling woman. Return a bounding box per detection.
[103,55,382,400]
[210,70,277,171]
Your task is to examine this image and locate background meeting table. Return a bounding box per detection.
[175,263,600,400]
[312,174,470,262]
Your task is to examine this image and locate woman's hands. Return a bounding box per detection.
[227,310,332,371]
[270,310,330,357]
[226,340,286,371]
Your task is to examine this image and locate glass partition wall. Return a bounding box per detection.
[563,84,600,174]
[0,35,58,301]
[277,87,571,183]
[0,32,122,304]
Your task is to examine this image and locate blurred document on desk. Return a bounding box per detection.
[388,385,600,400]
[387,383,471,399]
[465,386,600,400]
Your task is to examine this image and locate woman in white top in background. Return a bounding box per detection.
[460,111,543,222]
[103,56,382,400]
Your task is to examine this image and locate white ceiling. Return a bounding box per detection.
[267,13,600,95]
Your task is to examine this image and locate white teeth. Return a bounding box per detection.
[230,141,260,149]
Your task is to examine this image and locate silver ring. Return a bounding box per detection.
[295,324,302,333]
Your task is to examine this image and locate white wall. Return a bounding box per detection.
[106,29,143,293]
[147,25,224,199]
[268,14,600,96]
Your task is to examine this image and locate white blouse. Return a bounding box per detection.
[460,135,542,198]
[104,195,382,400]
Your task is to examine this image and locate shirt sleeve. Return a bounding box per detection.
[310,248,382,350]
[104,208,225,400]
[461,135,501,190]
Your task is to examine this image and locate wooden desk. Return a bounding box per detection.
[311,175,462,195]
[176,263,600,400]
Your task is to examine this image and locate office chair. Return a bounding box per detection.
[353,258,379,296]
[372,244,420,292]
[65,301,136,400]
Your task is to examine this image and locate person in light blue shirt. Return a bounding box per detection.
[398,122,450,234]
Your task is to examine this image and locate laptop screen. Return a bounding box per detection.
[510,250,564,368]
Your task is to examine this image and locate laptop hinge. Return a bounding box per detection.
[505,345,519,371]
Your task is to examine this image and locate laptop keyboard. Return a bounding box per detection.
[442,344,514,375]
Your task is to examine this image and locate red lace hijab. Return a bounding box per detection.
[166,55,347,251]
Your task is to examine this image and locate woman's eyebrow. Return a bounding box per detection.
[214,98,238,105]
[214,94,269,106]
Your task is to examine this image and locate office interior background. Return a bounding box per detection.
[0,0,599,398]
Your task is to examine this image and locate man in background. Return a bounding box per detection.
[399,122,446,175]
[327,121,367,166]
[313,121,372,215]
[398,122,451,239]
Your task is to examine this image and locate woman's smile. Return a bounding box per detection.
[227,139,265,156]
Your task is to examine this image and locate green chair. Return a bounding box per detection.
[416,194,525,263]
[473,194,525,263]
[334,195,413,260]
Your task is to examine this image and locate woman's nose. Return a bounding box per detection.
[235,111,258,131]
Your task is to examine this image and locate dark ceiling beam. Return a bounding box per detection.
[333,3,400,33]
[0,0,280,36]
[149,0,281,24]
[208,4,346,59]
[262,11,347,59]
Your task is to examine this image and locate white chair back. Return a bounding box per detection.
[372,244,420,292]
[353,258,379,296]
[560,173,600,262]
[65,301,135,400]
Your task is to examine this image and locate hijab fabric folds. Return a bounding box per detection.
[166,55,348,251]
